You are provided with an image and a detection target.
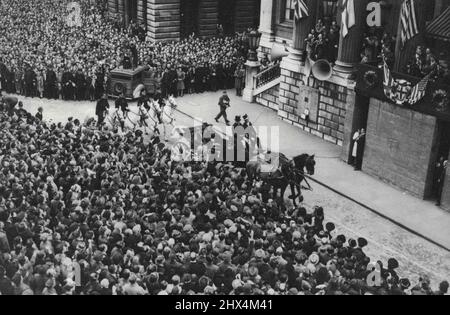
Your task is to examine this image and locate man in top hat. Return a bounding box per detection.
[233,115,242,129]
[215,91,230,126]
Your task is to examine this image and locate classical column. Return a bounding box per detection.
[124,0,131,27]
[334,0,369,76]
[287,0,319,63]
[258,0,275,50]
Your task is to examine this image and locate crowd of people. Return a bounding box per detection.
[305,19,340,63]
[0,0,247,101]
[0,95,448,296]
[406,46,450,84]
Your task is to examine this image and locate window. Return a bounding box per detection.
[281,0,295,22]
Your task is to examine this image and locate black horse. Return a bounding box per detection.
[246,153,316,206]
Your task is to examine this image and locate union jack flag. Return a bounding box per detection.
[294,0,309,21]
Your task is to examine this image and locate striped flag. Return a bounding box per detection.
[383,62,394,91]
[342,0,356,38]
[400,0,419,48]
[294,0,309,21]
[408,75,430,105]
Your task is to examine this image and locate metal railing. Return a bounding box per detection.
[254,64,281,90]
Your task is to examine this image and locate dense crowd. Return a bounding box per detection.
[0,0,247,101]
[305,19,340,63]
[406,46,450,84]
[0,96,448,296]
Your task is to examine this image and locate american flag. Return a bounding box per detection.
[383,61,394,91]
[408,75,430,105]
[400,0,419,48]
[294,0,309,21]
[342,0,356,38]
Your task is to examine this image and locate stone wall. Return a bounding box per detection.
[147,0,180,42]
[276,67,347,146]
[234,0,259,33]
[256,85,279,111]
[364,98,437,198]
[198,0,219,38]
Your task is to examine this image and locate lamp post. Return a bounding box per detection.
[243,30,262,103]
[247,30,262,62]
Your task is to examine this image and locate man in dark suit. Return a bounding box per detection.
[215,91,230,125]
[168,65,178,97]
[75,69,86,101]
[24,67,35,97]
[45,66,58,99]
[62,70,75,100]
[96,93,110,128]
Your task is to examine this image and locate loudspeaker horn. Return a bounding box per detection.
[270,44,289,61]
[311,59,333,81]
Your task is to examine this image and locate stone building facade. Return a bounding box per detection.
[107,0,261,42]
[252,0,450,208]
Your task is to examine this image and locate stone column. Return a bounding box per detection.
[334,0,369,76]
[281,0,318,74]
[258,0,275,50]
[243,60,261,103]
[147,0,181,42]
[124,0,131,27]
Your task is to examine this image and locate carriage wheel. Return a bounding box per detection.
[113,83,125,95]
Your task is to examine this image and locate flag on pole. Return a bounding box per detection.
[400,0,419,48]
[383,61,396,101]
[342,0,356,38]
[408,74,430,105]
[294,0,309,21]
[383,61,394,90]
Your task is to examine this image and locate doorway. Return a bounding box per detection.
[347,94,370,165]
[181,0,200,38]
[428,120,450,201]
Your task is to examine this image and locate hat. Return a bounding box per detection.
[348,239,357,248]
[388,258,399,270]
[357,237,368,248]
[248,266,259,277]
[100,279,110,288]
[255,249,265,259]
[325,222,335,232]
[399,278,411,289]
[309,253,319,265]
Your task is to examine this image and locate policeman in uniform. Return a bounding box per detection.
[215,91,231,126]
